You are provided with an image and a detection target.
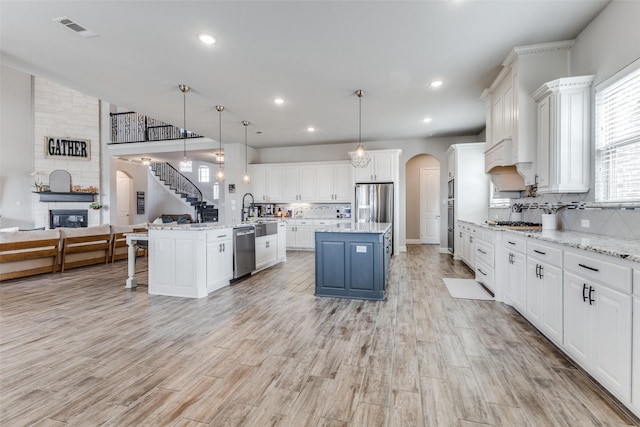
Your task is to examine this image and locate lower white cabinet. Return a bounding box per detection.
[206,229,233,293]
[277,222,287,261]
[149,228,233,298]
[525,241,563,345]
[255,234,277,271]
[456,222,477,270]
[563,256,632,402]
[502,235,526,312]
[286,220,315,249]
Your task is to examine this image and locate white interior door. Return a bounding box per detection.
[116,170,132,225]
[420,167,440,244]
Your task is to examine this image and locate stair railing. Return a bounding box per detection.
[150,162,203,207]
[110,112,202,144]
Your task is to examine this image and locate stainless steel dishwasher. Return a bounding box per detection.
[233,226,256,279]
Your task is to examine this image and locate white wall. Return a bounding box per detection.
[0,65,34,229]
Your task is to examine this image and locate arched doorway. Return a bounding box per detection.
[406,154,440,244]
[116,170,133,225]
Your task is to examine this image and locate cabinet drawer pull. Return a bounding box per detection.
[217,234,227,238]
[477,268,487,276]
[588,286,595,305]
[582,284,588,302]
[533,249,546,255]
[578,263,599,272]
[508,241,516,245]
[538,265,543,279]
[478,248,487,254]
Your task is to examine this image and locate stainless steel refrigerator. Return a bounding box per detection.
[355,183,394,252]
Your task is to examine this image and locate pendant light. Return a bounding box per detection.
[215,105,225,182]
[178,84,192,172]
[350,89,371,168]
[242,120,251,184]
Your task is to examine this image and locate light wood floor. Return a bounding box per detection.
[1,245,639,426]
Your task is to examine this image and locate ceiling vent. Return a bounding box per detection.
[52,16,98,38]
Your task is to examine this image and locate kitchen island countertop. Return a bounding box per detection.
[315,222,391,234]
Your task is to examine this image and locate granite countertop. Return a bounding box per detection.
[148,223,234,231]
[315,222,391,234]
[458,220,640,264]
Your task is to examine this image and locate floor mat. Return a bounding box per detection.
[443,278,494,301]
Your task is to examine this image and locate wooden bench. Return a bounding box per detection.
[0,238,60,280]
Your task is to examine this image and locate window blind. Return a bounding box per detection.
[595,65,640,203]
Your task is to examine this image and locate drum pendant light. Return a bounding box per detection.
[242,121,251,184]
[215,105,225,182]
[178,84,192,172]
[350,89,371,168]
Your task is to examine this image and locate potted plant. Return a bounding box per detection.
[89,202,103,210]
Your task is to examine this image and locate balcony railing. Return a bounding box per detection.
[110,112,202,144]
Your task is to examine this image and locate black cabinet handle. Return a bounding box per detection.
[535,264,540,278]
[478,248,487,254]
[582,284,588,302]
[579,263,599,272]
[533,249,546,255]
[478,268,487,276]
[588,286,595,305]
[508,241,516,245]
[538,265,543,279]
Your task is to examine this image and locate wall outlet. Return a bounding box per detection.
[581,219,590,228]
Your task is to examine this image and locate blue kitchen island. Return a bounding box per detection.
[315,222,391,301]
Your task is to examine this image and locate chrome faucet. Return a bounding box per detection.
[241,192,255,222]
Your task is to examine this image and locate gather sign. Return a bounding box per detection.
[45,136,91,160]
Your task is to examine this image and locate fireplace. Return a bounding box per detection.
[50,210,88,229]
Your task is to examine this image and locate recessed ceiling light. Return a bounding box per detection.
[430,80,444,88]
[274,98,284,105]
[423,117,433,123]
[307,127,315,132]
[197,33,217,45]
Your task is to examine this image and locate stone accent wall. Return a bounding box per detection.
[33,78,101,228]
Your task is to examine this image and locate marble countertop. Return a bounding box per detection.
[148,223,234,231]
[315,222,392,234]
[458,220,640,264]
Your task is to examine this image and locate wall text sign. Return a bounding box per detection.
[45,137,91,160]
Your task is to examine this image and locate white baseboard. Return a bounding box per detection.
[399,245,407,252]
[406,239,421,244]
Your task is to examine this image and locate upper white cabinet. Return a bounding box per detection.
[353,150,399,183]
[482,41,573,186]
[316,163,352,202]
[250,164,283,202]
[282,164,316,201]
[532,75,594,193]
[251,161,352,203]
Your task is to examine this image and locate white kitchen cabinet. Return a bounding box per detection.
[250,164,282,202]
[532,76,594,193]
[482,41,573,186]
[632,269,640,413]
[149,228,233,298]
[286,220,315,250]
[282,165,316,201]
[353,150,399,183]
[206,228,233,293]
[316,162,352,202]
[525,240,563,345]
[457,222,477,271]
[474,231,495,293]
[502,234,526,312]
[277,222,287,262]
[563,251,632,402]
[255,234,277,271]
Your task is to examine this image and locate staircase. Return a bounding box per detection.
[149,162,218,223]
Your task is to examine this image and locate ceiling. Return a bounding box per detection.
[1,0,610,151]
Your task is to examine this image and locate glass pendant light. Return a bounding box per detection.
[178,84,192,172]
[350,89,371,168]
[242,120,251,184]
[215,105,225,182]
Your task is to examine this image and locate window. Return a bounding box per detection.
[198,165,210,183]
[595,62,640,203]
[213,182,220,200]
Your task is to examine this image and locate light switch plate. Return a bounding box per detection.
[581,219,590,228]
